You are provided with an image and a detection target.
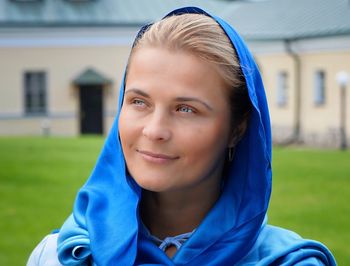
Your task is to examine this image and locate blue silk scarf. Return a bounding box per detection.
[57,7,336,266]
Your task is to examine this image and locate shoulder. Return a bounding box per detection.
[27,233,63,266]
[237,224,336,266]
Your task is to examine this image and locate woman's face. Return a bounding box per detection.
[119,47,233,193]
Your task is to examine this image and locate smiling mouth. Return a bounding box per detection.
[137,149,179,162]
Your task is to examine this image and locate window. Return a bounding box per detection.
[314,70,326,105]
[276,71,288,106]
[24,71,47,115]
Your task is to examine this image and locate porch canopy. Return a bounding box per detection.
[73,68,112,86]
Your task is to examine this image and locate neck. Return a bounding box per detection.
[140,180,221,239]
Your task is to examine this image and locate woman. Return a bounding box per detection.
[28,7,336,266]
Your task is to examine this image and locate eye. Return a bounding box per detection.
[177,105,195,113]
[131,98,146,106]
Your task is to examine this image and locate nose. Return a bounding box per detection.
[142,111,172,142]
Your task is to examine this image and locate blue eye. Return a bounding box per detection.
[177,105,194,113]
[132,99,145,106]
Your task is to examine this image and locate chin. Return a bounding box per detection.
[132,176,173,193]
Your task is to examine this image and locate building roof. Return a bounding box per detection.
[0,0,229,27]
[223,0,350,40]
[0,0,350,41]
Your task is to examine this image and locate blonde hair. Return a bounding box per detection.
[129,13,251,136]
[132,14,242,90]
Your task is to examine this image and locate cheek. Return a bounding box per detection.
[180,119,230,162]
[118,109,135,149]
[119,109,146,158]
[118,110,127,140]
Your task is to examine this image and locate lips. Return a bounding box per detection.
[137,149,179,163]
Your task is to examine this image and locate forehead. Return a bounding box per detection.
[126,47,228,98]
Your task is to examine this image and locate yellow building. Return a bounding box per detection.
[225,0,350,148]
[1,0,350,148]
[0,0,226,136]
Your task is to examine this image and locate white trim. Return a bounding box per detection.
[0,111,116,120]
[247,41,286,55]
[248,35,350,55]
[0,27,139,47]
[293,35,350,54]
[2,27,350,52]
[0,112,75,120]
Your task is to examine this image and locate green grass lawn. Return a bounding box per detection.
[0,137,348,265]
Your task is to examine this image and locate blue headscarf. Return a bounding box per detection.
[57,7,336,266]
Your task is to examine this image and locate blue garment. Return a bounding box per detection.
[56,6,336,266]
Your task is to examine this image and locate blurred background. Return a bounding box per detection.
[0,0,349,265]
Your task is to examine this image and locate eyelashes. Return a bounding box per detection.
[127,97,198,115]
[131,98,146,107]
[176,105,196,114]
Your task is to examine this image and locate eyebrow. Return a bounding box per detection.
[124,88,150,98]
[124,88,213,111]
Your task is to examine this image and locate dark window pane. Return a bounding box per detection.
[24,71,47,115]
